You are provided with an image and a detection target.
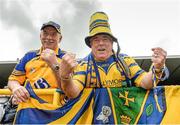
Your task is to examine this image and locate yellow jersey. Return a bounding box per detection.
[73,53,147,91]
[9,47,66,89]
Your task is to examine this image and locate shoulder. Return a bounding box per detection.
[24,49,39,58]
[119,53,130,58]
[15,49,39,69]
[58,49,67,58]
[118,53,137,65]
[77,55,89,66]
[19,49,39,62]
[74,55,89,73]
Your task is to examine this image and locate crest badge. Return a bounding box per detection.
[96,106,112,123]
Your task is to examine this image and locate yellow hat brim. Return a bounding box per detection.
[85,27,117,48]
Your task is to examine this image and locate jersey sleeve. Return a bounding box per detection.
[124,56,147,87]
[8,52,36,85]
[72,60,88,92]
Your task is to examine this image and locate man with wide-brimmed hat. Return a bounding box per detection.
[7,21,70,104]
[59,12,169,99]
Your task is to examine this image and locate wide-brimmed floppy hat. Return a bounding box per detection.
[85,12,118,48]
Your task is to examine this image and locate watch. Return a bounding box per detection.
[53,64,60,71]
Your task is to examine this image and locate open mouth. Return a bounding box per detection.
[45,40,54,44]
[98,48,106,51]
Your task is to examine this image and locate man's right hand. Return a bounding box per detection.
[60,53,78,79]
[12,85,30,104]
[41,48,58,67]
[59,53,81,99]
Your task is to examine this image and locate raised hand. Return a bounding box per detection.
[60,53,78,79]
[151,47,167,70]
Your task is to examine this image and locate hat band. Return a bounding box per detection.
[90,25,110,33]
[90,20,109,31]
[90,19,108,27]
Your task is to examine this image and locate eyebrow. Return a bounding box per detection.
[102,35,112,39]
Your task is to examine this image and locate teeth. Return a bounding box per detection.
[45,41,53,43]
[98,49,105,51]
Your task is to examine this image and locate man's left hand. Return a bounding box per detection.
[151,47,167,70]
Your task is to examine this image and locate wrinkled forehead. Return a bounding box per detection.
[90,34,113,41]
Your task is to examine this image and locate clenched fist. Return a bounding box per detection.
[60,53,78,79]
[151,47,167,70]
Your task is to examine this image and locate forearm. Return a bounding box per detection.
[61,79,81,99]
[58,52,79,98]
[8,80,30,103]
[140,71,154,89]
[50,63,81,98]
[141,65,169,90]
[51,64,62,89]
[40,48,62,88]
[8,80,22,91]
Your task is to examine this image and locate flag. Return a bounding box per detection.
[14,83,180,124]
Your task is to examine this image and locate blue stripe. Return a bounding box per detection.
[74,79,85,87]
[119,53,128,57]
[93,88,115,124]
[90,19,108,28]
[15,51,37,72]
[68,90,94,124]
[138,87,166,124]
[74,71,86,75]
[26,82,47,103]
[129,63,138,67]
[131,70,145,83]
[15,89,88,124]
[58,49,66,58]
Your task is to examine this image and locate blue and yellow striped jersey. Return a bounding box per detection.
[9,47,66,89]
[73,53,147,91]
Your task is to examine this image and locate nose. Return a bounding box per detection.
[46,34,53,39]
[99,39,104,44]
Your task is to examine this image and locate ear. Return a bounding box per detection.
[40,31,43,39]
[90,41,93,47]
[59,36,62,43]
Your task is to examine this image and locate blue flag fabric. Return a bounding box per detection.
[14,83,180,124]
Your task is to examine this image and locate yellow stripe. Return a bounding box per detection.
[52,91,61,105]
[76,96,94,124]
[134,90,150,124]
[107,62,116,73]
[154,94,163,112]
[50,88,93,124]
[16,97,60,112]
[107,88,117,124]
[0,88,57,95]
[161,86,180,124]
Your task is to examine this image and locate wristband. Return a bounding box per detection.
[152,65,169,81]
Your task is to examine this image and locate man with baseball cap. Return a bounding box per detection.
[59,12,169,99]
[8,21,68,105]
